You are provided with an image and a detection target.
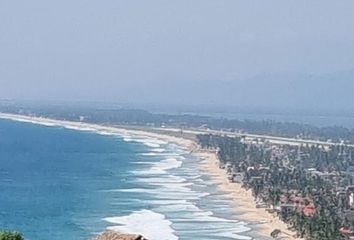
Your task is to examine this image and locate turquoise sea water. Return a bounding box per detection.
[0,119,264,240]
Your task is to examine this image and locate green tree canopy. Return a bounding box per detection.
[0,231,24,240]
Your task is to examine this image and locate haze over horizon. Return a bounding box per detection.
[1,1,354,112]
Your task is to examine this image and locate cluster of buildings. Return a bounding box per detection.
[220,140,354,239]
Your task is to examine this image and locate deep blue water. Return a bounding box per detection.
[0,119,148,239]
[0,119,264,240]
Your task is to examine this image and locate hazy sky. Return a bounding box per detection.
[1,1,354,110]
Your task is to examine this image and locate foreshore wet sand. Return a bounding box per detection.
[195,149,299,239]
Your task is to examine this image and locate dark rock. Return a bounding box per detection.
[91,231,148,240]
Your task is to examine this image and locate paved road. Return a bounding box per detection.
[156,127,354,148]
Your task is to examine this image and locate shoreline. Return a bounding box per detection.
[0,112,298,239]
[0,112,195,149]
[195,149,298,239]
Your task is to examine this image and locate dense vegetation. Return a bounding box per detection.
[197,134,354,240]
[0,231,23,240]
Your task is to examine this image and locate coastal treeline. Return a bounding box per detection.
[197,134,354,240]
[2,103,354,143]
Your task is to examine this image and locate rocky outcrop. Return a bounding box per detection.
[92,231,147,240]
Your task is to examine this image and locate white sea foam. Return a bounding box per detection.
[117,188,209,200]
[104,210,178,240]
[140,152,158,156]
[150,148,166,152]
[1,114,254,239]
[136,175,186,183]
[188,175,202,180]
[34,121,58,127]
[155,202,201,213]
[62,125,97,132]
[189,211,238,222]
[122,137,168,148]
[96,130,116,136]
[216,232,252,240]
[142,142,161,148]
[123,136,133,142]
[146,199,189,205]
[143,139,168,145]
[131,161,156,165]
[140,152,178,157]
[150,181,193,188]
[153,158,182,170]
[4,117,65,128]
[132,158,182,175]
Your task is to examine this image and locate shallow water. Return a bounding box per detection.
[0,119,266,240]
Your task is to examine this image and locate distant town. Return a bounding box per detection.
[198,134,354,239]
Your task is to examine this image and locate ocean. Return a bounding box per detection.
[0,119,262,240]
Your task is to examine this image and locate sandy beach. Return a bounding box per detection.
[0,112,195,149]
[0,112,298,239]
[195,150,299,239]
